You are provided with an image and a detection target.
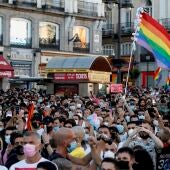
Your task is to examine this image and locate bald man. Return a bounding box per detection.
[51,128,102,170]
[49,128,75,169]
[10,131,57,170]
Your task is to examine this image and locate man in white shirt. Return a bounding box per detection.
[9,131,57,170]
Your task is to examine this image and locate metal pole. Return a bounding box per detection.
[147,60,149,88]
[117,0,121,83]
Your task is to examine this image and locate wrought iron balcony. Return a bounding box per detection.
[117,22,134,36]
[159,18,170,32]
[39,38,60,49]
[14,0,36,7]
[73,42,90,53]
[78,1,98,17]
[10,37,32,48]
[0,34,3,45]
[102,24,114,37]
[42,0,64,11]
[103,0,133,8]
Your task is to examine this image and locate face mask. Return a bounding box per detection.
[103,122,109,126]
[118,160,130,169]
[75,120,79,125]
[46,126,53,133]
[119,132,127,142]
[139,131,149,139]
[153,120,159,126]
[0,127,3,131]
[53,126,60,132]
[125,115,130,122]
[14,145,24,155]
[67,141,77,153]
[31,122,40,129]
[38,98,43,103]
[70,106,76,111]
[138,115,145,120]
[130,105,135,111]
[128,129,134,136]
[84,134,90,142]
[5,135,11,144]
[63,103,68,108]
[104,150,115,159]
[100,150,115,160]
[23,144,37,157]
[116,124,124,134]
[77,104,81,108]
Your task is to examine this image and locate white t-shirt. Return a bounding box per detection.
[9,157,53,170]
[0,165,8,170]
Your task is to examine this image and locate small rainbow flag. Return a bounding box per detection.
[154,67,162,80]
[135,12,170,69]
[166,76,170,86]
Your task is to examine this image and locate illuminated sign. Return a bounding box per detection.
[54,73,88,81]
[88,72,110,83]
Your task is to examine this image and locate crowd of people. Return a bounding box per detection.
[0,87,169,170]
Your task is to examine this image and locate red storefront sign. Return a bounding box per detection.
[0,55,14,78]
[54,73,88,81]
[0,71,13,78]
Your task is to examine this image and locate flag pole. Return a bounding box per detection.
[124,7,144,98]
[124,42,135,97]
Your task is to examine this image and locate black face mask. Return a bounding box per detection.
[117,160,130,169]
[63,103,68,108]
[46,126,53,133]
[139,131,149,139]
[32,122,40,129]
[14,145,24,155]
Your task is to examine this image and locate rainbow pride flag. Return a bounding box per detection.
[135,12,170,69]
[154,67,162,80]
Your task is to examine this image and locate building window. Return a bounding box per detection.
[102,45,115,55]
[0,17,2,45]
[121,42,132,56]
[10,18,31,47]
[73,26,90,53]
[39,22,60,49]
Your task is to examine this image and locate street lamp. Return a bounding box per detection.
[117,0,122,83]
[146,55,150,88]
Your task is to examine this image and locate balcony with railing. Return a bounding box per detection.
[159,18,170,32]
[39,38,60,49]
[41,0,64,11]
[10,37,32,48]
[103,0,133,8]
[0,34,3,45]
[78,1,98,17]
[102,24,114,37]
[121,0,133,8]
[73,41,90,53]
[117,22,134,36]
[0,0,65,11]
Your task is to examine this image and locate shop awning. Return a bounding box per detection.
[46,56,112,72]
[0,55,14,78]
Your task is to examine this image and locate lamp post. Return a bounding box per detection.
[146,55,150,88]
[117,0,122,83]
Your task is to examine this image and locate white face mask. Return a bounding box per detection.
[75,120,79,125]
[100,150,115,160]
[5,135,11,144]
[128,129,134,136]
[103,122,109,126]
[153,120,159,127]
[77,104,81,108]
[70,106,76,111]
